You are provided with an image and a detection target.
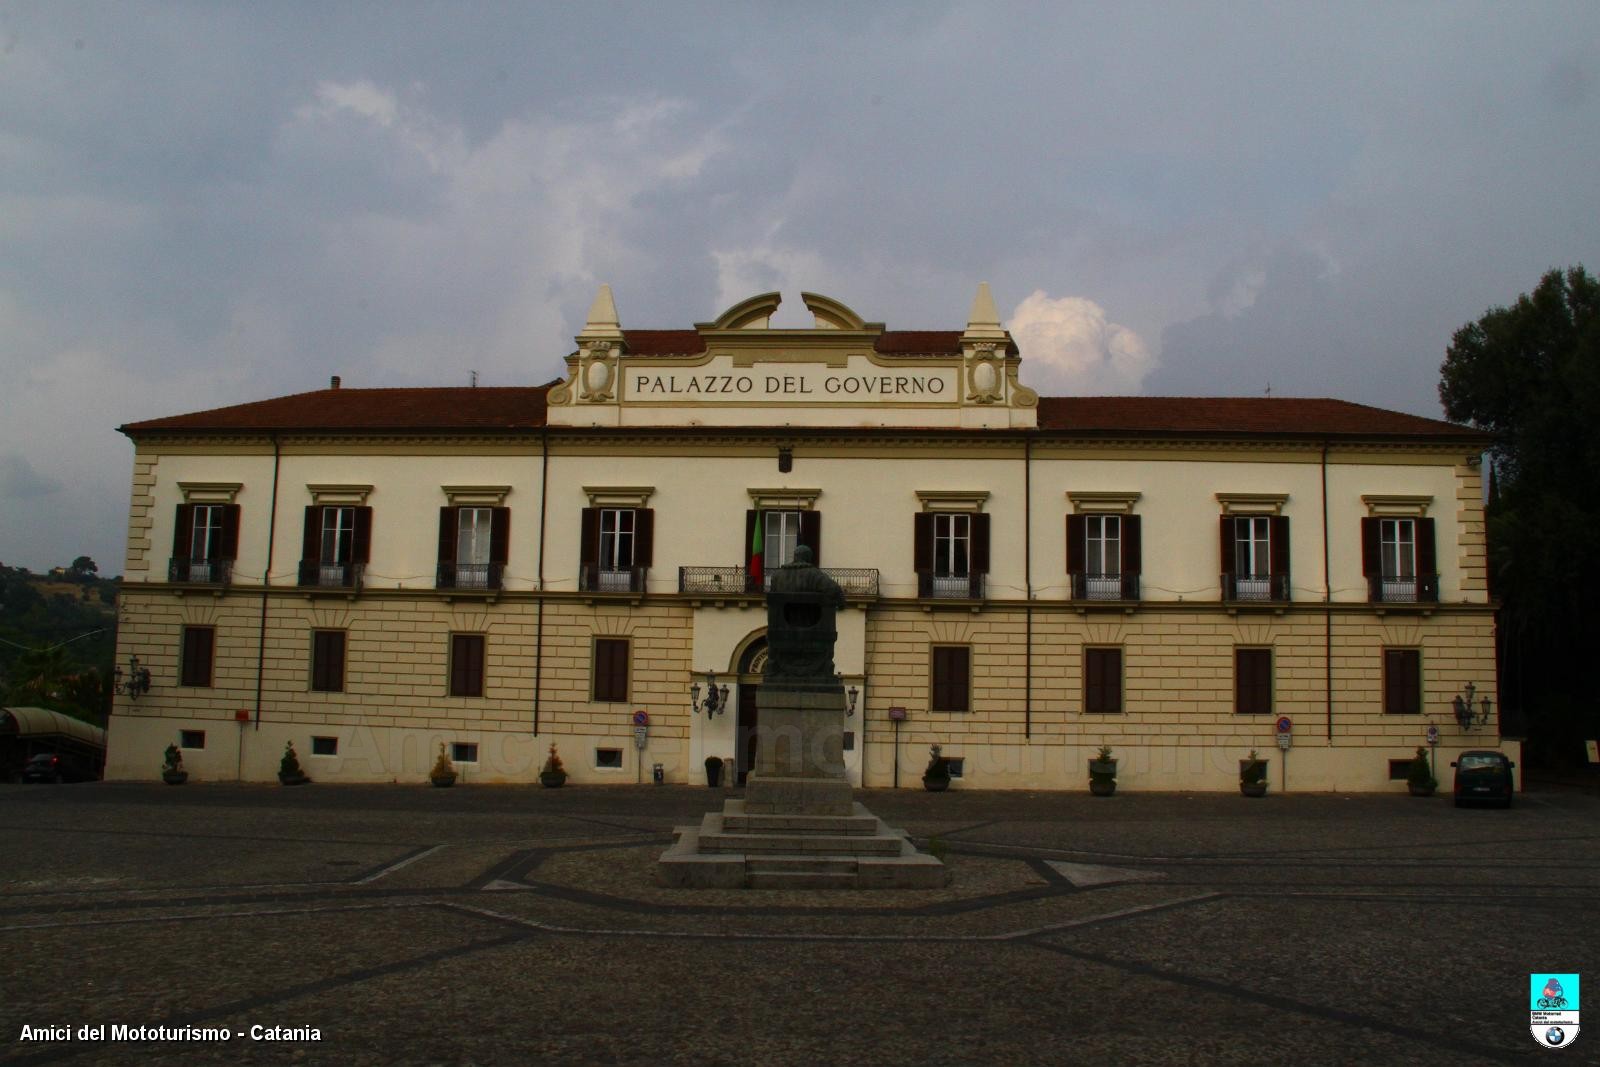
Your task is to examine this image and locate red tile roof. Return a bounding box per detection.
[123,386,1481,442]
[1036,396,1482,439]
[120,386,551,435]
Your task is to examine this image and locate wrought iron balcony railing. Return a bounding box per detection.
[580,565,649,593]
[1070,571,1141,601]
[168,557,233,585]
[1368,573,1439,604]
[918,571,986,599]
[298,560,365,589]
[678,566,879,598]
[436,562,504,591]
[1221,573,1290,602]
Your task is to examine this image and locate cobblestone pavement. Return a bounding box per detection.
[0,782,1594,1066]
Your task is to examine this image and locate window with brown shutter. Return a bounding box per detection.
[930,645,971,712]
[1234,648,1272,715]
[311,630,346,693]
[1383,648,1421,714]
[449,634,485,697]
[1084,647,1123,714]
[180,626,214,688]
[592,638,630,702]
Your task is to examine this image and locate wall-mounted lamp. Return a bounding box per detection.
[846,685,858,717]
[1452,681,1492,731]
[113,655,152,700]
[692,671,729,717]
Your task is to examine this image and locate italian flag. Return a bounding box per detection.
[749,510,764,585]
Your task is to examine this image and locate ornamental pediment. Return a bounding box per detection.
[547,287,1037,430]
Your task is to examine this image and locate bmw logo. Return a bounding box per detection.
[1546,1026,1566,1046]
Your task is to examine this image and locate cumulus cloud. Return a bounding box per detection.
[1007,290,1155,395]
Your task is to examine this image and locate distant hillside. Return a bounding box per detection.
[0,561,118,725]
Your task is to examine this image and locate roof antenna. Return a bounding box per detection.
[1264,382,1273,398]
[470,370,478,388]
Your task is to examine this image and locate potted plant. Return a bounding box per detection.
[161,743,187,785]
[1088,744,1117,796]
[922,743,950,792]
[1239,749,1267,797]
[278,741,310,786]
[540,743,567,788]
[704,755,723,788]
[429,743,457,787]
[1406,746,1437,797]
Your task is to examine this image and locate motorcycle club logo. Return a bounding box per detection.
[1530,974,1580,1049]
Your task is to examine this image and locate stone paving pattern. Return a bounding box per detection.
[1,782,1595,1065]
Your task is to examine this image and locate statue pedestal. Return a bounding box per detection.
[745,684,852,816]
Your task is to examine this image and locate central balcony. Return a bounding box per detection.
[1070,571,1141,601]
[1221,573,1290,603]
[917,572,985,599]
[679,566,879,599]
[1368,574,1439,604]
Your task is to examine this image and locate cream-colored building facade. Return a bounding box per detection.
[107,286,1509,791]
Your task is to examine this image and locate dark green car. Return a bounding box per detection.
[1451,750,1515,808]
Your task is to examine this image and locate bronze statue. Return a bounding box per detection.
[764,545,844,686]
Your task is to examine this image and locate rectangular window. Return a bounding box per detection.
[1084,647,1123,714]
[598,507,636,590]
[311,630,346,693]
[321,506,356,565]
[451,742,479,763]
[457,507,493,570]
[449,634,485,697]
[595,747,623,769]
[180,626,214,688]
[1234,648,1273,715]
[764,510,802,572]
[1379,519,1416,579]
[1085,515,1121,599]
[311,736,338,756]
[930,645,971,712]
[933,513,970,577]
[180,730,206,749]
[1234,516,1271,577]
[592,637,629,702]
[1383,648,1422,714]
[191,505,225,562]
[944,757,965,779]
[1387,759,1412,781]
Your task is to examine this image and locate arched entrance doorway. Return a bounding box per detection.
[735,637,766,786]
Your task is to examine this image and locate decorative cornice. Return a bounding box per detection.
[177,481,243,504]
[443,485,512,505]
[1067,491,1142,514]
[582,485,655,508]
[306,483,374,505]
[1361,494,1434,516]
[747,487,821,511]
[916,489,989,513]
[1216,492,1289,515]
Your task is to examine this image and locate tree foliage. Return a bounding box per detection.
[1439,266,1600,761]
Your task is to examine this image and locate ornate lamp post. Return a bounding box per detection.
[691,671,729,717]
[112,655,152,700]
[1451,681,1493,731]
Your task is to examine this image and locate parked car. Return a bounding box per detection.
[1451,750,1515,808]
[20,752,92,784]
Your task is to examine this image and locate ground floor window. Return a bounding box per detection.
[1084,647,1123,714]
[930,645,971,712]
[1234,648,1272,715]
[451,742,478,763]
[180,626,214,688]
[449,634,485,697]
[593,638,629,702]
[179,730,205,749]
[1383,648,1421,714]
[311,736,338,756]
[311,630,346,693]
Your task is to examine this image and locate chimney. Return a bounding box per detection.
[330,375,341,390]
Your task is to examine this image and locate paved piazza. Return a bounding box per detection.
[1,781,1595,1065]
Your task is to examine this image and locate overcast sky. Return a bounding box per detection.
[3,2,1597,575]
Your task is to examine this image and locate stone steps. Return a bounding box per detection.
[657,798,949,890]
